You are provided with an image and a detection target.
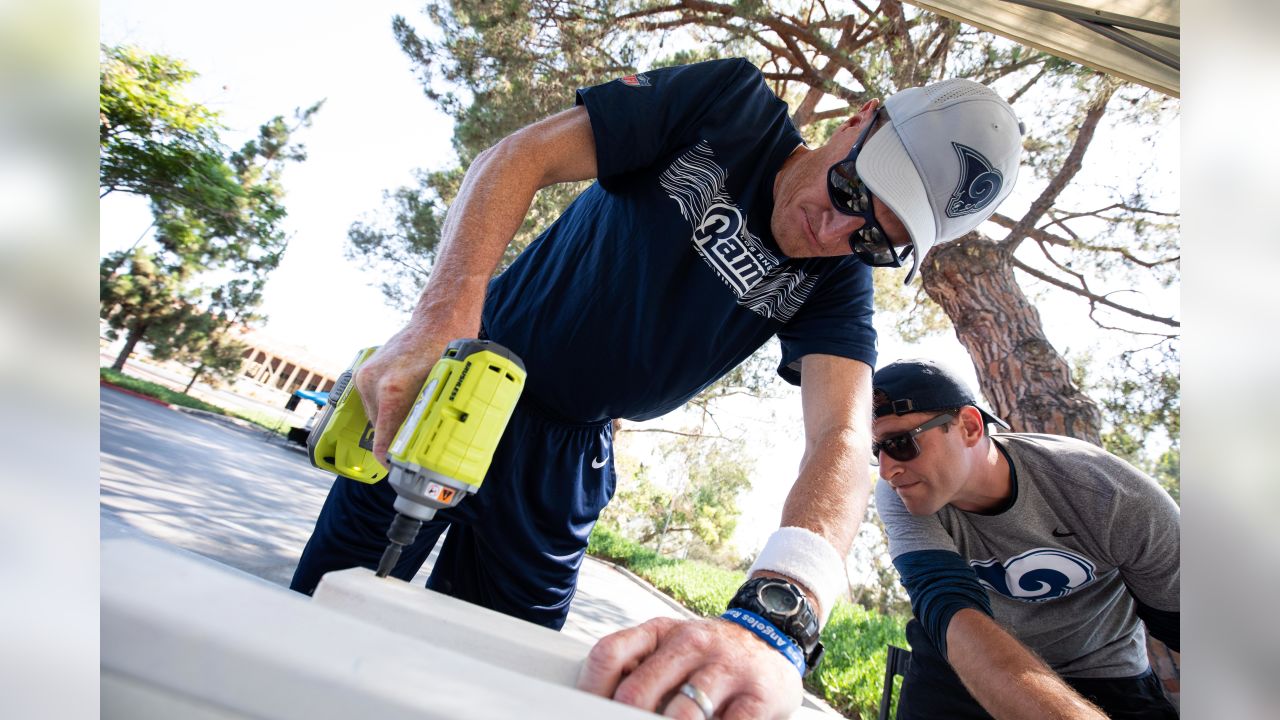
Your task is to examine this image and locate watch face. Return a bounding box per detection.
[758,582,801,616]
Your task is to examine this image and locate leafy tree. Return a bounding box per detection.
[100,247,194,371]
[1152,447,1179,505]
[846,507,910,616]
[600,461,668,540]
[147,279,267,394]
[100,44,242,241]
[99,43,319,373]
[1076,344,1180,502]
[603,433,753,561]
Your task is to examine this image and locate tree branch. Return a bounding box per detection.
[808,106,855,123]
[977,53,1049,87]
[1085,309,1179,339]
[1007,62,1049,105]
[616,427,733,441]
[990,211,1180,269]
[1011,257,1180,328]
[998,78,1115,252]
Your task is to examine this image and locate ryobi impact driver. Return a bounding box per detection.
[307,339,526,578]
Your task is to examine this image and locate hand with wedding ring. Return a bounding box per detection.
[577,616,803,719]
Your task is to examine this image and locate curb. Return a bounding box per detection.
[100,380,176,409]
[171,404,263,433]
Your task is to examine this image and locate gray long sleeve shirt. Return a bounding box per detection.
[876,433,1180,678]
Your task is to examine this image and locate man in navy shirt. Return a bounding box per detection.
[292,59,1024,718]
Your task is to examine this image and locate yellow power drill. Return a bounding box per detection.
[306,339,526,577]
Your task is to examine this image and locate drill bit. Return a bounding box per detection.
[374,512,424,577]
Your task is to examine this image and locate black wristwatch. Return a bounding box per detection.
[727,577,825,675]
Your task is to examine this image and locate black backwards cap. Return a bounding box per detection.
[871,359,1010,430]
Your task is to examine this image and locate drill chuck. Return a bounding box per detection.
[375,512,426,578]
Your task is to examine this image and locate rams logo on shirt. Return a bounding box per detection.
[971,547,1096,603]
[693,203,766,293]
[659,141,817,321]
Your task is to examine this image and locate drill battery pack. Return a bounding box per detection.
[307,347,386,483]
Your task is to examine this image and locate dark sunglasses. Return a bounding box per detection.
[826,108,913,268]
[871,413,955,466]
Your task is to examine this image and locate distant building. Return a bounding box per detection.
[234,328,343,400]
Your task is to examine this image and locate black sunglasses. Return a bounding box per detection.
[826,109,913,268]
[871,413,955,466]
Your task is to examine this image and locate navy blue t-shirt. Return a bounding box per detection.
[482,58,877,423]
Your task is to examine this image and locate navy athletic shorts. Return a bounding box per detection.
[897,619,1178,719]
[289,396,616,630]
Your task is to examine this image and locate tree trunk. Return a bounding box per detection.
[921,233,1102,443]
[184,362,206,394]
[111,323,147,372]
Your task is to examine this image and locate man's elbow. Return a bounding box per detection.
[460,135,548,199]
[478,108,596,189]
[470,142,498,167]
[470,136,515,174]
[803,424,867,465]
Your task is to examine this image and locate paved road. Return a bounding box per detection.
[99,386,686,646]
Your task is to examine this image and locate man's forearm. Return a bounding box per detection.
[404,106,599,339]
[404,147,543,339]
[946,609,1106,719]
[782,425,870,557]
[753,355,874,621]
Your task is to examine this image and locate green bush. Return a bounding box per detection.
[589,523,745,616]
[588,522,911,718]
[639,561,745,617]
[811,602,909,719]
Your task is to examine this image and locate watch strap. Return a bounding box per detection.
[720,608,806,675]
[727,577,824,671]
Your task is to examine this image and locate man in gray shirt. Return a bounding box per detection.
[871,359,1179,719]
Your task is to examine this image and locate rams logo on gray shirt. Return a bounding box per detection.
[971,547,1097,603]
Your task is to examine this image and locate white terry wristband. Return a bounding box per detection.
[749,526,844,626]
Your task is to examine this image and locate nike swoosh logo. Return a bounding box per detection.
[1052,528,1075,538]
[591,456,608,469]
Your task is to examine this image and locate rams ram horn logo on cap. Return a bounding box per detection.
[946,143,1003,218]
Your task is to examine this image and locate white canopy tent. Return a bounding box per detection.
[906,0,1179,97]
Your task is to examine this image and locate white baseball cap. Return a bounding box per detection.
[856,79,1024,283]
